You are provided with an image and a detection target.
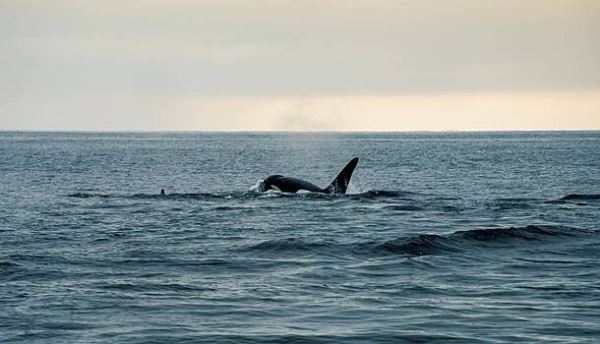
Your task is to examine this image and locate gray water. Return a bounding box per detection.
[1,131,599,343]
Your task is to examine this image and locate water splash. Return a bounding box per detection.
[249,179,266,193]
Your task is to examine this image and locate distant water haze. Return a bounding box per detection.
[1,1,599,131]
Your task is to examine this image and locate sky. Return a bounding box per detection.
[1,0,599,131]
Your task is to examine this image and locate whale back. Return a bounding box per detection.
[265,175,322,193]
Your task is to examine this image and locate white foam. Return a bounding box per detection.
[250,180,266,192]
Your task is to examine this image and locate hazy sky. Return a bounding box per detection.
[1,0,599,131]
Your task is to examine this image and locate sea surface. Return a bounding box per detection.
[1,131,599,343]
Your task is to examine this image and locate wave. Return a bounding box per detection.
[374,234,457,256]
[383,205,424,211]
[560,194,600,201]
[381,225,591,256]
[0,261,18,268]
[243,225,591,257]
[96,281,212,293]
[454,224,584,240]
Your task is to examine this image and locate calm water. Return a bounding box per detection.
[1,131,599,343]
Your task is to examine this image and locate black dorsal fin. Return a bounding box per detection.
[324,157,359,194]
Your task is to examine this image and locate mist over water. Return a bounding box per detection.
[1,131,599,343]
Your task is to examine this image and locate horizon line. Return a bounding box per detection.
[1,129,599,134]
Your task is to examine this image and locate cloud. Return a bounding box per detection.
[2,0,599,97]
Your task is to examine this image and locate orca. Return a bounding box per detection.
[259,157,359,194]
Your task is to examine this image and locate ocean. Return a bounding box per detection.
[1,131,599,343]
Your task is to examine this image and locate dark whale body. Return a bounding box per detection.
[260,157,359,194]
